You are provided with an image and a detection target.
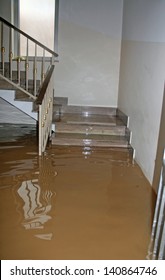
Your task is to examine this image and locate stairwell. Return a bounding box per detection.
[0,16,134,158]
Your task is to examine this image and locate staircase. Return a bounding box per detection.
[52,101,134,157]
[0,16,58,155]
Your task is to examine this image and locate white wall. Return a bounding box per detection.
[55,0,123,107]
[20,0,55,56]
[118,0,165,184]
[0,0,11,21]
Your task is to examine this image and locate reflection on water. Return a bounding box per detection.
[0,124,156,260]
[0,123,36,142]
[82,146,92,158]
[17,179,54,240]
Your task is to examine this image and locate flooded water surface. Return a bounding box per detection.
[0,124,155,259]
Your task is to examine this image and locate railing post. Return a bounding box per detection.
[41,49,45,84]
[17,56,21,85]
[39,104,43,156]
[1,22,5,76]
[25,38,29,91]
[9,27,13,80]
[34,43,37,96]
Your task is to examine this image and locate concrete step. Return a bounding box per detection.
[52,106,132,149]
[54,105,117,116]
[55,122,127,136]
[53,112,123,125]
[52,132,129,148]
[52,145,134,163]
[0,77,25,96]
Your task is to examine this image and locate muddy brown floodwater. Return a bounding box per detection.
[0,124,156,260]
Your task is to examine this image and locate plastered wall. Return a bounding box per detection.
[118,0,165,184]
[55,0,123,107]
[0,0,11,21]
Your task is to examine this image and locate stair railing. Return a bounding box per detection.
[0,16,58,99]
[0,17,58,155]
[147,149,165,259]
[36,65,55,156]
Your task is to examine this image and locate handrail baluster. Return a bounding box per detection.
[17,56,21,85]
[34,43,37,96]
[25,38,29,91]
[41,49,45,84]
[1,22,5,75]
[9,27,13,80]
[17,33,21,85]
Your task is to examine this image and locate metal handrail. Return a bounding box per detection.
[0,17,58,57]
[0,16,58,97]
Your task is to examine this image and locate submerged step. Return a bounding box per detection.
[52,145,134,164]
[55,123,126,136]
[52,133,129,148]
[53,113,124,126]
[52,108,131,149]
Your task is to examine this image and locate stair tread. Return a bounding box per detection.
[52,139,129,147]
[14,92,36,102]
[55,123,126,136]
[52,145,133,163]
[52,132,129,147]
[53,113,124,126]
[53,132,127,140]
[53,105,116,115]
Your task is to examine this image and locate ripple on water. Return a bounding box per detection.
[0,124,154,260]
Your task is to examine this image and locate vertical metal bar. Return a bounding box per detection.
[0,21,3,62]
[147,150,165,260]
[41,49,45,84]
[49,77,53,136]
[25,38,29,91]
[150,168,164,243]
[38,104,44,156]
[158,219,165,259]
[17,56,21,85]
[0,21,1,56]
[17,30,20,59]
[34,43,37,96]
[152,185,165,259]
[1,22,5,75]
[17,30,21,85]
[9,27,13,80]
